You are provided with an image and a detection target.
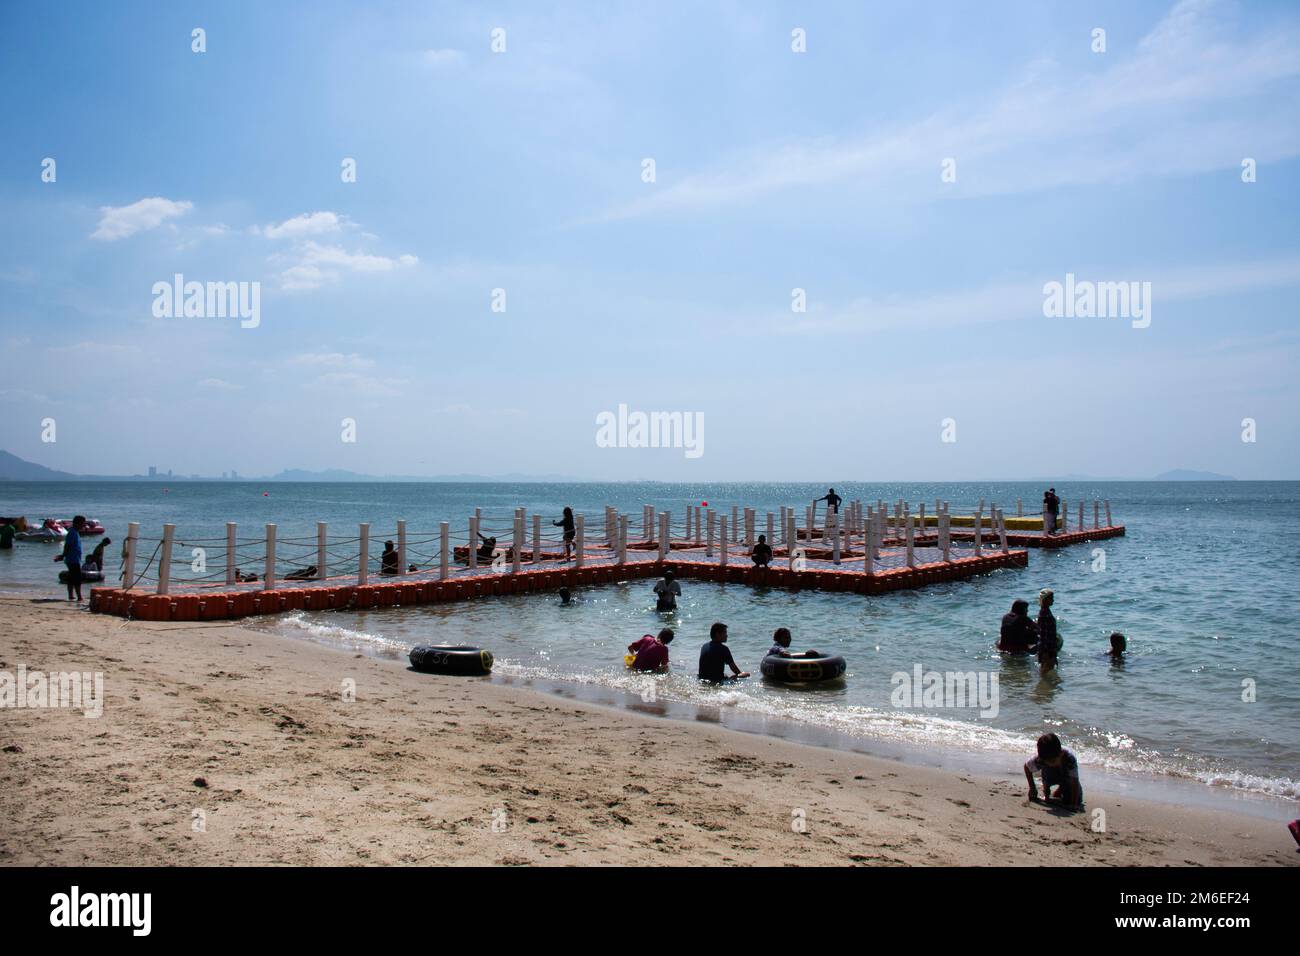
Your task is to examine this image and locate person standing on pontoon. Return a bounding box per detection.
[816,488,843,514]
[553,507,576,561]
[1043,488,1060,535]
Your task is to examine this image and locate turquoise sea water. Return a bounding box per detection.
[2,480,1297,800]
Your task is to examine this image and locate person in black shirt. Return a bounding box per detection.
[816,488,843,514]
[997,599,1039,653]
[1037,589,1060,671]
[698,622,749,682]
[553,507,576,561]
[751,534,772,568]
[380,541,399,575]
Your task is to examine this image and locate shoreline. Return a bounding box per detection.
[1,596,1296,866]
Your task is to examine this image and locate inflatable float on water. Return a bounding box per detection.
[760,653,847,683]
[59,569,104,584]
[409,644,494,676]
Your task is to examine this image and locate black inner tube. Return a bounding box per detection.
[760,653,846,683]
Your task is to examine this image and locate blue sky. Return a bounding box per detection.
[1,0,1298,480]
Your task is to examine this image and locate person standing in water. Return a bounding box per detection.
[55,515,86,603]
[653,570,680,612]
[998,599,1040,654]
[553,507,576,561]
[1036,589,1061,671]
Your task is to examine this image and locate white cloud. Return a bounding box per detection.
[260,211,345,240]
[286,352,375,370]
[423,48,466,68]
[199,377,242,391]
[595,0,1300,221]
[91,197,193,240]
[275,241,419,291]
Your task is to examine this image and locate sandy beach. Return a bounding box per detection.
[0,595,1294,867]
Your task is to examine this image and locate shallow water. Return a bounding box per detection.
[3,479,1297,800]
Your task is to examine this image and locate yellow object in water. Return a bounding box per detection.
[918,514,1059,531]
[624,653,636,668]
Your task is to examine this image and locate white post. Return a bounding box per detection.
[919,502,926,536]
[512,514,523,573]
[905,515,915,567]
[706,509,715,557]
[124,521,140,589]
[264,523,276,590]
[730,506,738,545]
[972,508,982,556]
[316,522,328,580]
[779,506,787,545]
[1059,499,1067,533]
[787,513,798,570]
[575,515,585,569]
[439,522,449,580]
[720,517,728,566]
[533,514,541,563]
[1105,500,1113,527]
[1093,500,1100,530]
[864,515,874,574]
[156,523,175,595]
[805,505,814,545]
[658,512,669,562]
[1017,498,1023,517]
[998,509,1009,552]
[358,523,369,585]
[941,507,952,562]
[744,508,754,549]
[397,519,407,576]
[468,515,478,570]
[222,522,233,587]
[832,511,841,565]
[1078,500,1084,532]
[643,505,652,542]
[618,515,628,565]
[766,512,774,549]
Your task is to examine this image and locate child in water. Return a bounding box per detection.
[766,627,821,659]
[1024,732,1084,810]
[1107,631,1126,660]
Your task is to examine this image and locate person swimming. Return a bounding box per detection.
[766,627,821,659]
[1107,631,1126,660]
[558,587,572,606]
[653,570,680,612]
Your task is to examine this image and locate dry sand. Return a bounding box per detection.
[1,596,1295,866]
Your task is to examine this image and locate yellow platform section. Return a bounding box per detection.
[917,514,1060,530]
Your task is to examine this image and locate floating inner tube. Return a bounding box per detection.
[760,653,846,683]
[409,644,494,676]
[59,569,104,583]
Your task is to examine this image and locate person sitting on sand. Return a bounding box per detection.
[766,627,822,659]
[1036,589,1061,671]
[751,534,773,568]
[699,622,749,683]
[628,628,674,671]
[1024,732,1084,809]
[998,599,1040,654]
[653,570,680,612]
[380,541,399,575]
[1107,631,1126,660]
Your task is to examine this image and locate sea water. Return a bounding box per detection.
[2,480,1296,801]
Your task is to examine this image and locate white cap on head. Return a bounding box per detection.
[1039,588,1054,604]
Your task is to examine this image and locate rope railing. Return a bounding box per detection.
[114,498,1114,596]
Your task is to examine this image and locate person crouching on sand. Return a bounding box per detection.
[1024,732,1084,810]
[698,622,749,683]
[628,628,673,671]
[997,599,1039,654]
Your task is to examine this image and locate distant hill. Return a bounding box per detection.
[0,450,79,480]
[1154,469,1236,481]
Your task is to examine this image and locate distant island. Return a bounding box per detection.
[1153,469,1236,481]
[0,451,582,484]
